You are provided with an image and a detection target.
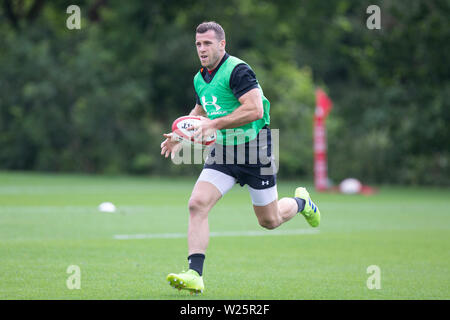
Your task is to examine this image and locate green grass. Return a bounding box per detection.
[0,171,449,299]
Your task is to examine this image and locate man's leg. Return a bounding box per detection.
[187,180,222,255]
[249,185,320,229]
[249,185,298,229]
[167,168,236,293]
[188,168,237,255]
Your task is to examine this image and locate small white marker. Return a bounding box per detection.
[98,202,116,213]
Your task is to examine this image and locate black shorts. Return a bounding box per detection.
[204,126,276,189]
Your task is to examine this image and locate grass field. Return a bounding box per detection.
[0,171,449,300]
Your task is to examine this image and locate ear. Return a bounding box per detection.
[220,39,226,49]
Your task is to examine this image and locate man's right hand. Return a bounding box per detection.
[161,133,182,159]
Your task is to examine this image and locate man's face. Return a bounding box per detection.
[195,30,225,70]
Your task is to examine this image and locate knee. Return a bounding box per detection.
[258,217,280,230]
[188,196,209,215]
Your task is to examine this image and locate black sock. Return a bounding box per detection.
[188,253,205,276]
[293,197,306,213]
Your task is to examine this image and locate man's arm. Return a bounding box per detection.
[212,88,263,130]
[189,104,207,117]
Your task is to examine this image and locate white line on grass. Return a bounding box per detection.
[114,229,319,240]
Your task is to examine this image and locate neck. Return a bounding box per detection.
[207,51,226,71]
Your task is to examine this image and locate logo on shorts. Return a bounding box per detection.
[262,180,269,186]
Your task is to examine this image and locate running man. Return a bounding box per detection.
[160,21,320,294]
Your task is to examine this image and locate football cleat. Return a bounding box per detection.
[167,269,204,294]
[295,187,321,227]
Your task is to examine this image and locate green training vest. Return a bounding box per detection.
[194,55,270,145]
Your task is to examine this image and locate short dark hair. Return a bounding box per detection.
[196,21,225,41]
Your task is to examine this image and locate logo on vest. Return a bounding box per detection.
[201,96,226,115]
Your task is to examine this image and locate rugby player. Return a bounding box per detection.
[161,21,321,294]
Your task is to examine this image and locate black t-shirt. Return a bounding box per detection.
[195,53,259,105]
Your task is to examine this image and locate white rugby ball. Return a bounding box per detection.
[171,116,216,146]
[339,178,362,194]
[98,202,116,213]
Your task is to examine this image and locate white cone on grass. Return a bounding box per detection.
[98,202,116,213]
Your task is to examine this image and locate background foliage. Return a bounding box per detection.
[0,0,448,185]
